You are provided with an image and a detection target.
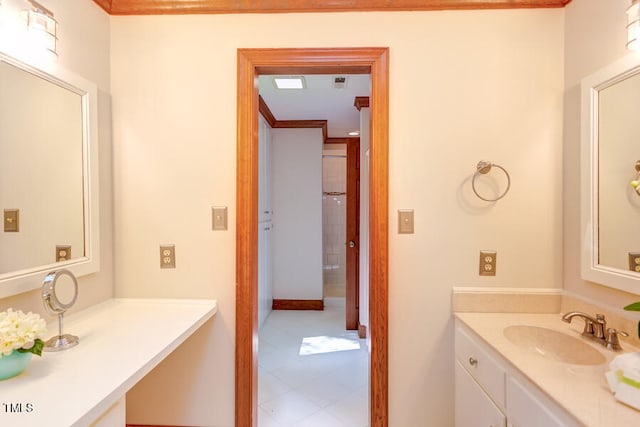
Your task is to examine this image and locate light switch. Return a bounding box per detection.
[212,207,228,231]
[4,209,19,232]
[398,209,414,234]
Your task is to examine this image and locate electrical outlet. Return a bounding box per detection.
[160,245,176,269]
[629,252,640,273]
[56,245,71,262]
[479,251,497,276]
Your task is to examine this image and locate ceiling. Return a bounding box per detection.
[92,0,571,15]
[259,74,370,138]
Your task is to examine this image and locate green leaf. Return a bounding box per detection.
[16,338,45,357]
[624,302,640,311]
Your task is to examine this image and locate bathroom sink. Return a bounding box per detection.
[503,325,606,365]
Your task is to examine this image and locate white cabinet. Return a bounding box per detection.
[258,221,272,329]
[455,360,506,427]
[455,322,580,427]
[258,115,272,223]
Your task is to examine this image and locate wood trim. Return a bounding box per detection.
[258,95,276,128]
[237,47,389,427]
[236,48,259,427]
[355,96,370,111]
[99,0,572,15]
[92,0,112,13]
[272,299,324,310]
[326,137,359,145]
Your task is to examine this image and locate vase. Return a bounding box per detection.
[0,350,33,380]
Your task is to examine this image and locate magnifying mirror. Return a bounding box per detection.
[42,269,79,351]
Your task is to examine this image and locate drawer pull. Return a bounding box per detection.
[468,357,478,366]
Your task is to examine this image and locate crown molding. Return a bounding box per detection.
[94,0,571,15]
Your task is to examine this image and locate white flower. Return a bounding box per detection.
[0,309,47,357]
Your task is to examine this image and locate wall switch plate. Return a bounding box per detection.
[160,245,176,269]
[479,250,497,276]
[4,209,19,232]
[398,209,414,234]
[56,245,71,262]
[212,207,228,231]
[629,252,640,273]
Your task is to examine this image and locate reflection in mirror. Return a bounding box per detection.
[598,74,640,270]
[0,60,85,273]
[0,52,100,299]
[581,53,640,294]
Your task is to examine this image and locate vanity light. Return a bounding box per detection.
[348,131,360,136]
[627,0,640,50]
[23,0,57,58]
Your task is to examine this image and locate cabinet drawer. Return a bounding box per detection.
[455,324,506,409]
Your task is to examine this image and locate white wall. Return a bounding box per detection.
[272,128,323,300]
[258,115,273,328]
[563,0,640,305]
[110,10,564,426]
[0,0,113,316]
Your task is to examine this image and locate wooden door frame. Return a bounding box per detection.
[236,47,389,427]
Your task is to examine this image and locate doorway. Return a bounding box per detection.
[236,47,389,427]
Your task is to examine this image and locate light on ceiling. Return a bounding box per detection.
[348,131,360,136]
[627,0,640,50]
[273,76,306,89]
[23,0,57,58]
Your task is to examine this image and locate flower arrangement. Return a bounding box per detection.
[0,309,47,357]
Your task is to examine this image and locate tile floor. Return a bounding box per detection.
[258,303,369,427]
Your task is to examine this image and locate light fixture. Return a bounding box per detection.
[273,76,306,89]
[627,0,640,50]
[23,0,57,58]
[348,131,360,136]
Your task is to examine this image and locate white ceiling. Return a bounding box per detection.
[258,74,371,138]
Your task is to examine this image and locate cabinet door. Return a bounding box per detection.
[507,377,570,427]
[258,116,272,222]
[455,360,506,427]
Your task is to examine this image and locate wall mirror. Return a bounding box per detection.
[581,53,640,295]
[0,51,99,298]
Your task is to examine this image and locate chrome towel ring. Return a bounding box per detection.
[472,160,511,202]
[631,160,640,197]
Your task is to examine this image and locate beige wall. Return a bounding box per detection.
[0,1,113,316]
[112,10,564,426]
[563,0,640,306]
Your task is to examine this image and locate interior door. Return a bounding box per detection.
[346,138,360,330]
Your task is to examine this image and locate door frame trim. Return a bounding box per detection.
[235,47,389,427]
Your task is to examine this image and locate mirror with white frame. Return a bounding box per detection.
[581,53,640,294]
[0,52,99,298]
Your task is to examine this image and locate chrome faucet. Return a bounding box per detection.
[561,311,607,343]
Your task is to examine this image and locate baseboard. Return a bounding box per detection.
[272,299,324,310]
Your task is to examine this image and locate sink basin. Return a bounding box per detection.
[503,325,606,365]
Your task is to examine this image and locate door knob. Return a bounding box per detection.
[348,240,356,248]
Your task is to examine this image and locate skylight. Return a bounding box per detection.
[273,76,306,89]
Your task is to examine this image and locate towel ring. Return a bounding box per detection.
[631,160,640,197]
[471,160,511,202]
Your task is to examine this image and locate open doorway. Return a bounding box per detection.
[235,47,389,427]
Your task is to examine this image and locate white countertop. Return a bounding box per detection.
[456,312,640,427]
[0,298,218,427]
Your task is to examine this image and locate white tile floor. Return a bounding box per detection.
[258,304,369,427]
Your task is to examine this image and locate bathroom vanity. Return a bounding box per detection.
[0,298,217,427]
[455,313,640,427]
